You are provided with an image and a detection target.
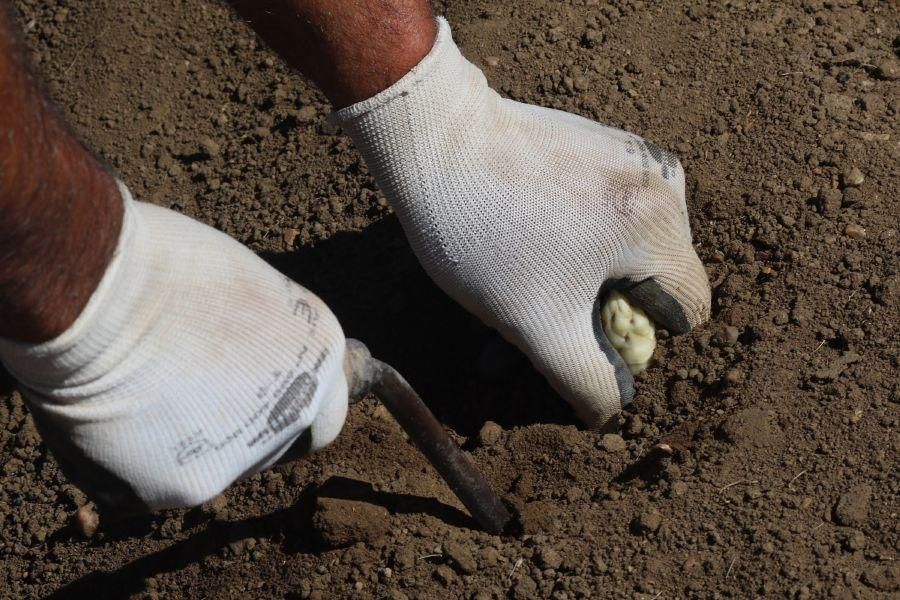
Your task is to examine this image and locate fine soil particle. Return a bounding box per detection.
[2,0,898,598]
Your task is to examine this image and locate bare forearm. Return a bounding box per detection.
[0,0,436,340]
[231,0,436,108]
[0,4,121,343]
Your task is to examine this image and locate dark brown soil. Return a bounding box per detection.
[2,0,898,598]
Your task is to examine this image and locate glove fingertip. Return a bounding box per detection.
[605,276,709,336]
[623,278,693,334]
[575,302,636,427]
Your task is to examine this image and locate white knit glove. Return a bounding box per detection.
[0,183,347,513]
[332,18,710,428]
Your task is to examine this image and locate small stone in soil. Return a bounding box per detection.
[841,166,865,188]
[843,223,866,240]
[75,504,100,538]
[283,227,300,247]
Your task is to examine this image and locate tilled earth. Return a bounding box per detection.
[2,0,898,598]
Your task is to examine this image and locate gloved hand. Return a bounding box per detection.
[0,182,348,514]
[332,18,711,428]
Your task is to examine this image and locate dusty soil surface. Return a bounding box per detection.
[2,0,898,598]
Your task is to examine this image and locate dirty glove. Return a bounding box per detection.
[0,183,347,513]
[332,18,710,428]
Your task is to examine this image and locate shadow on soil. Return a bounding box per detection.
[262,215,576,436]
[0,366,16,397]
[47,502,311,599]
[316,475,476,529]
[48,476,476,599]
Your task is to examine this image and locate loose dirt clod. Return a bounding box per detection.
[311,497,390,549]
[433,564,455,586]
[631,510,662,535]
[198,136,220,157]
[861,563,900,592]
[843,530,866,551]
[816,188,843,214]
[718,407,781,448]
[875,59,899,81]
[516,500,562,535]
[833,485,872,527]
[444,541,477,574]
[535,547,563,570]
[600,433,626,452]
[670,481,689,497]
[814,352,861,381]
[712,324,740,346]
[200,493,229,520]
[477,421,503,446]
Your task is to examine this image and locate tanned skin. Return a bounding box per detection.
[0,0,435,342]
[231,0,437,108]
[0,4,122,343]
